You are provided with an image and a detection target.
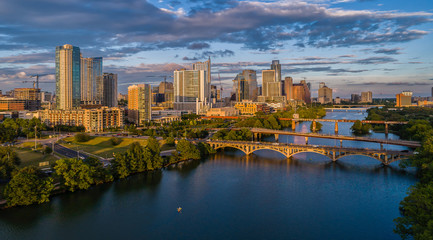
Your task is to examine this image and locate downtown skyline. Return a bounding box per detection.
[0,0,432,97]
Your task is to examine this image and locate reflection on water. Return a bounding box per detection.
[0,111,417,240]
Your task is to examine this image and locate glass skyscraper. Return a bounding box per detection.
[81,57,103,105]
[56,44,81,110]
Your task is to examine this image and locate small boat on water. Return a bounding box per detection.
[177,207,182,213]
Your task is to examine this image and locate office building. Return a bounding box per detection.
[351,94,361,103]
[56,44,81,110]
[318,83,333,104]
[173,68,210,113]
[81,57,103,105]
[361,91,373,103]
[103,73,118,107]
[0,97,26,111]
[128,84,152,124]
[271,60,281,82]
[158,81,174,108]
[396,91,413,107]
[290,80,311,104]
[192,58,211,103]
[284,77,293,100]
[233,70,258,102]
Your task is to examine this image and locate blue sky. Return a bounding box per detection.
[0,0,432,97]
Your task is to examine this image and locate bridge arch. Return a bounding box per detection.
[213,145,248,155]
[288,151,332,160]
[249,148,288,158]
[335,154,383,163]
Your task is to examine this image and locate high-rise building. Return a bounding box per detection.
[291,80,311,104]
[103,73,118,107]
[128,84,152,124]
[56,44,81,110]
[284,77,293,100]
[192,58,211,103]
[158,81,174,107]
[173,68,209,113]
[233,70,258,102]
[361,91,373,103]
[318,83,333,104]
[81,57,103,105]
[396,91,413,107]
[271,60,281,82]
[262,69,282,98]
[351,94,361,103]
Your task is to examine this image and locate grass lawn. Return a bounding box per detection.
[62,136,150,158]
[13,148,58,168]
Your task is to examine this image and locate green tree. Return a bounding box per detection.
[394,182,433,240]
[110,137,122,146]
[0,147,20,179]
[267,116,281,130]
[351,120,371,134]
[165,136,175,146]
[176,139,200,161]
[74,133,91,142]
[3,167,54,207]
[146,136,161,155]
[310,122,323,132]
[253,119,264,128]
[54,158,95,192]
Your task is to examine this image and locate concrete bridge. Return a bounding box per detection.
[207,140,412,165]
[250,128,421,148]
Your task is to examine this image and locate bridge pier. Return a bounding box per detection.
[380,143,383,150]
[340,139,343,148]
[275,134,279,142]
[332,151,336,161]
[292,120,296,130]
[305,137,309,145]
[385,123,389,134]
[334,122,339,134]
[312,121,316,132]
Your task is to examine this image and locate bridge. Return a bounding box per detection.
[207,140,412,165]
[202,116,407,133]
[249,128,421,148]
[277,118,407,134]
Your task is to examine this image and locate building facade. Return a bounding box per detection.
[103,73,118,107]
[81,57,103,105]
[173,68,209,113]
[234,100,271,115]
[318,83,333,104]
[128,84,152,124]
[39,107,123,132]
[361,91,373,103]
[13,88,41,110]
[233,70,258,102]
[396,91,413,107]
[56,44,81,110]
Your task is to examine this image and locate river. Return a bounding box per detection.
[0,111,416,240]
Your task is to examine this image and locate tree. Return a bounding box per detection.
[54,158,95,192]
[165,136,175,146]
[74,133,91,142]
[0,146,20,179]
[394,182,433,240]
[253,119,264,128]
[176,139,200,161]
[110,137,122,146]
[146,136,160,155]
[3,167,54,207]
[310,122,323,132]
[351,120,371,135]
[267,116,281,130]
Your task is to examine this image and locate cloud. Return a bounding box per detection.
[353,57,397,64]
[183,49,235,61]
[0,0,430,53]
[0,52,52,64]
[373,48,402,55]
[187,42,211,50]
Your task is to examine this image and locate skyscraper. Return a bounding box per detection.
[284,77,293,100]
[56,44,81,110]
[128,84,152,124]
[173,69,209,113]
[192,58,211,103]
[262,69,282,97]
[81,57,103,105]
[103,73,118,107]
[396,91,412,107]
[233,70,258,101]
[271,60,281,82]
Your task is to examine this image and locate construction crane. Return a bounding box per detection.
[22,74,54,89]
[218,73,223,101]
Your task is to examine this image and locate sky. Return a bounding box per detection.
[0,0,432,98]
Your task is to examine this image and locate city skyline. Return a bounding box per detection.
[0,0,432,97]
